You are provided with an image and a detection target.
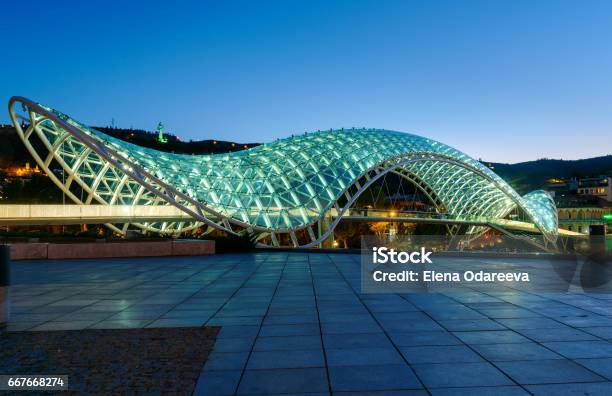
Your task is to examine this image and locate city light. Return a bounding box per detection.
[4,162,44,177]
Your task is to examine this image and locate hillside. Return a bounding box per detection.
[483,156,612,194]
[92,126,259,155]
[0,124,261,203]
[0,125,32,168]
[0,124,259,168]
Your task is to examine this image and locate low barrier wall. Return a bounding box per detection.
[9,240,215,260]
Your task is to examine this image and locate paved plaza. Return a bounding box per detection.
[7,253,612,395]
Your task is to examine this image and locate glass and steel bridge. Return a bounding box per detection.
[9,96,560,247]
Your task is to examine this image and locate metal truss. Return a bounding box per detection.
[9,97,559,247]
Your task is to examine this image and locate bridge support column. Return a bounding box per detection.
[317,214,335,248]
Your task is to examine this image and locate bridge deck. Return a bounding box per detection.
[0,205,584,237]
[0,204,193,225]
[337,215,583,237]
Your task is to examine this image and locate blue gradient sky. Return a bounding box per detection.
[2,0,612,163]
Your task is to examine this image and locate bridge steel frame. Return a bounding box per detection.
[9,96,559,247]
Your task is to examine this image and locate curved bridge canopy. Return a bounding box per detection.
[9,97,559,247]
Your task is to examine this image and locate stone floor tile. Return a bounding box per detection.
[475,307,541,319]
[217,325,260,338]
[438,319,506,332]
[516,327,599,342]
[495,317,567,330]
[497,359,604,384]
[429,386,529,395]
[247,349,325,369]
[452,330,531,345]
[254,335,322,351]
[576,358,612,380]
[526,382,612,395]
[263,314,319,325]
[259,323,321,337]
[322,321,383,334]
[327,347,404,366]
[412,362,513,388]
[212,337,256,353]
[560,316,612,328]
[207,316,263,326]
[471,342,564,361]
[400,345,484,364]
[329,364,422,392]
[237,368,328,394]
[162,309,216,319]
[323,333,392,349]
[194,369,242,395]
[334,392,426,396]
[388,331,462,347]
[204,351,250,371]
[582,326,612,339]
[542,340,612,359]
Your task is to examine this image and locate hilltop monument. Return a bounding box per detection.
[156,122,168,144]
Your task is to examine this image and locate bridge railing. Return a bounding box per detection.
[343,207,497,223]
[0,204,193,221]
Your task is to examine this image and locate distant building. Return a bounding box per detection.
[544,177,577,199]
[545,176,611,234]
[557,207,612,234]
[4,162,43,178]
[577,176,612,202]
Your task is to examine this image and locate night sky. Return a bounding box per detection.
[2,0,612,163]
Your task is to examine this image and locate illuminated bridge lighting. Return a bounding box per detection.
[9,96,559,247]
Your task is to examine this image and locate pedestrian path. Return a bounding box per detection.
[9,253,612,395]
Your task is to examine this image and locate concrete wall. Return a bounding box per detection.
[9,240,215,260]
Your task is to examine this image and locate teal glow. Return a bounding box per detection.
[10,97,560,246]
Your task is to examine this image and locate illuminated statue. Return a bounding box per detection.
[156,122,168,144]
